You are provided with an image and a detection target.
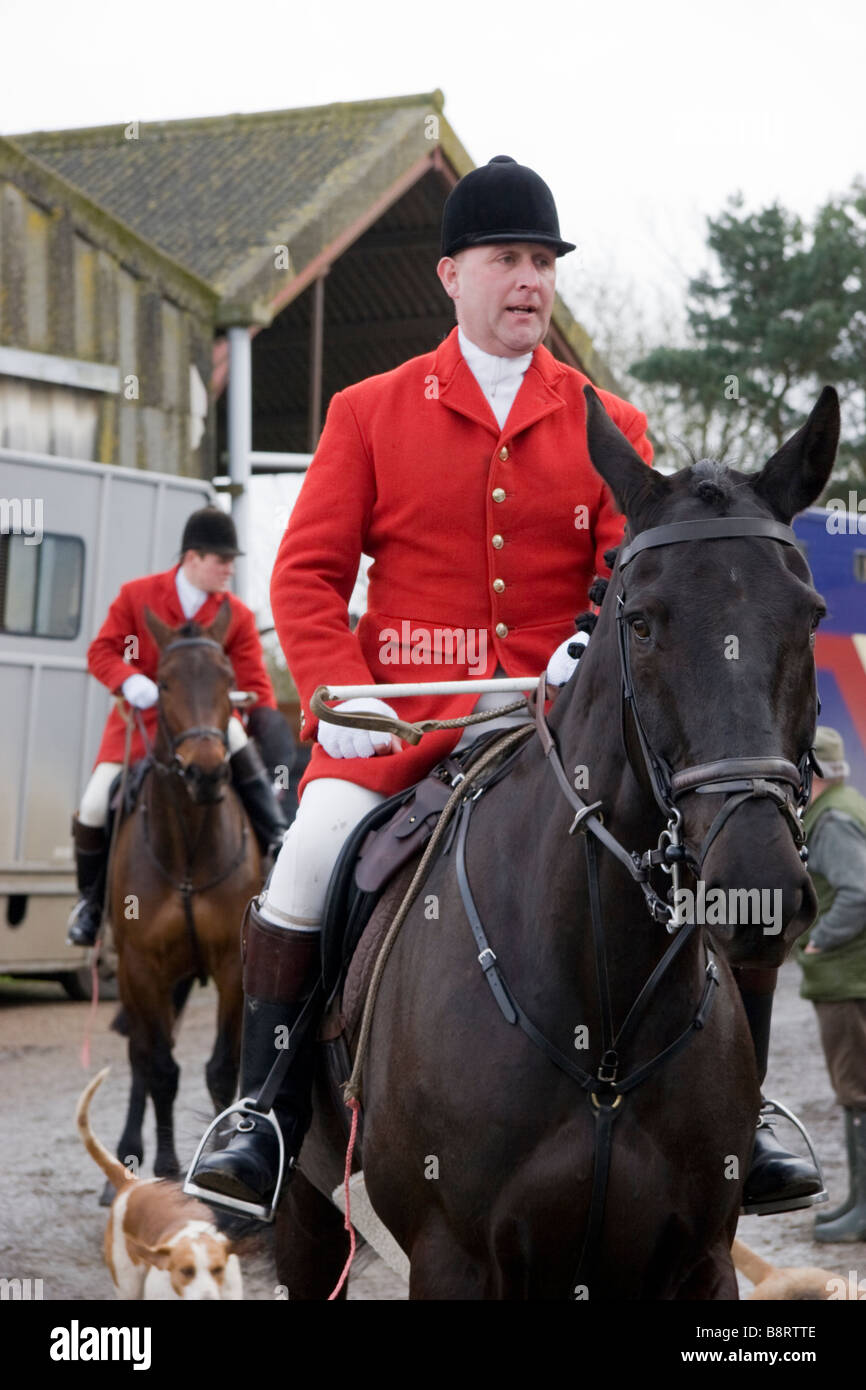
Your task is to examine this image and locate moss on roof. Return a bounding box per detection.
[15,92,615,384]
[17,94,455,310]
[0,135,216,318]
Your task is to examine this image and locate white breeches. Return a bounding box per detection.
[77,721,248,827]
[260,674,532,933]
[260,779,385,931]
[78,763,123,827]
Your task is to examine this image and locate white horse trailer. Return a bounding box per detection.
[0,449,214,995]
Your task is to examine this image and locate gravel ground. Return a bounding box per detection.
[0,958,859,1301]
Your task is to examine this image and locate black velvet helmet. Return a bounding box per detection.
[441,155,575,258]
[180,507,243,557]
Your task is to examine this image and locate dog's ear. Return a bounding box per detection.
[129,1240,173,1269]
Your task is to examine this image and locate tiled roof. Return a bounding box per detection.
[15,93,620,391]
[16,93,455,304]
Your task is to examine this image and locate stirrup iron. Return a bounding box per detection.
[741,1097,829,1216]
[183,1096,286,1223]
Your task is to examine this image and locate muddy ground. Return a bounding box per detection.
[0,959,861,1301]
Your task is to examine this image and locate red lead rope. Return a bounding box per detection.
[328,1097,361,1300]
[79,938,102,1070]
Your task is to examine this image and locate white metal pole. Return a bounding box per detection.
[227,325,252,604]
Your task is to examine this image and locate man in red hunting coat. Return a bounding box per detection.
[67,507,292,946]
[192,158,821,1217]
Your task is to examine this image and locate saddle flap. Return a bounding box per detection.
[392,775,453,838]
[108,758,152,819]
[355,776,451,892]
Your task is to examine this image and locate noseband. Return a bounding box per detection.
[615,515,814,909]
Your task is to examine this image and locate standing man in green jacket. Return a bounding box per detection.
[797,726,866,1243]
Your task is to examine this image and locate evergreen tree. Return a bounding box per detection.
[630,185,866,499]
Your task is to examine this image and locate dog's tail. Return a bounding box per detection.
[75,1067,134,1193]
[731,1237,774,1286]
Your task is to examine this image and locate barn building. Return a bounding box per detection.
[7,90,615,593]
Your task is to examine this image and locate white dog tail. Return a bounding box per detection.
[76,1067,134,1192]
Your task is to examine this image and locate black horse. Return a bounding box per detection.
[276,386,839,1299]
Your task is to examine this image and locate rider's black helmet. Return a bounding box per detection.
[441,155,576,259]
[180,507,243,558]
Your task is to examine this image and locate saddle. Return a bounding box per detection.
[106,758,153,838]
[316,730,530,1128]
[320,748,469,1004]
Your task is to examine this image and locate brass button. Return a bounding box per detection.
[495,622,509,638]
[491,534,504,550]
[492,487,506,503]
[499,446,509,461]
[493,578,505,593]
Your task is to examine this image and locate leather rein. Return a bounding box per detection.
[451,513,816,1295]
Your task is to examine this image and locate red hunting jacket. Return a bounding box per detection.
[271,326,652,799]
[88,565,276,765]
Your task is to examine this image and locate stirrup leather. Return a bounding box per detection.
[183,1096,287,1223]
[740,1098,829,1216]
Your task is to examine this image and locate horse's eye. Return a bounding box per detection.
[810,608,824,632]
[158,680,168,692]
[630,617,651,641]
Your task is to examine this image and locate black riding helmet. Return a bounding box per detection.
[180,507,243,558]
[441,155,576,259]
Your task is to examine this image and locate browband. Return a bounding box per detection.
[162,636,225,656]
[619,517,798,569]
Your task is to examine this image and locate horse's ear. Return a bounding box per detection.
[205,598,232,647]
[752,386,840,522]
[144,606,175,649]
[583,385,668,528]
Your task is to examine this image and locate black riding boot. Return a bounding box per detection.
[66,816,109,947]
[190,899,320,1209]
[231,742,289,863]
[736,966,824,1213]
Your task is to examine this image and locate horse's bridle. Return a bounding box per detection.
[155,636,231,777]
[132,634,246,984]
[613,515,815,921]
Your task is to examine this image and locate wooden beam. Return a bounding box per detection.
[308,273,326,452]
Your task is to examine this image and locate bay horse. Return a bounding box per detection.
[105,601,261,1196]
[276,386,839,1299]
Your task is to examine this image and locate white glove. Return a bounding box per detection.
[546,631,590,687]
[316,697,400,759]
[122,673,160,709]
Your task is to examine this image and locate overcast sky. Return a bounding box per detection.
[3,0,864,327]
